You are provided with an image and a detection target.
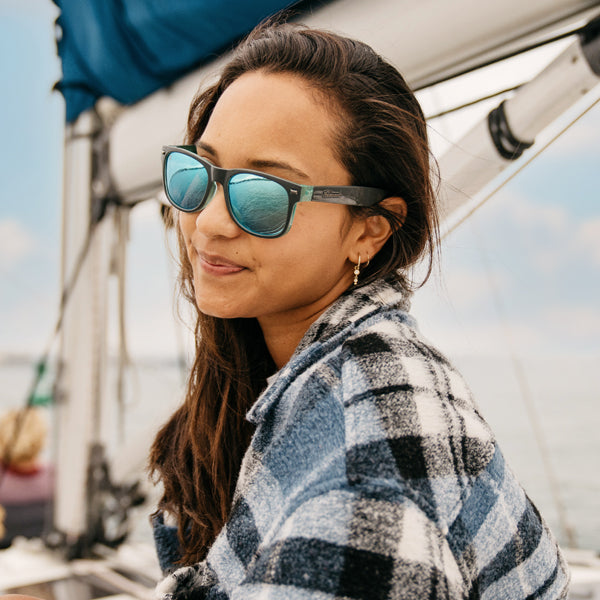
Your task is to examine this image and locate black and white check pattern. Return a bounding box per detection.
[155,276,569,599]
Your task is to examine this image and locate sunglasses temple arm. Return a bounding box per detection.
[309,186,385,206]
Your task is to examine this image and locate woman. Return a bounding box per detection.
[150,22,569,599]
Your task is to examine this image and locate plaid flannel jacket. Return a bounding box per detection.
[155,276,569,599]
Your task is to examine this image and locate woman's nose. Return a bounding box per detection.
[194,183,241,238]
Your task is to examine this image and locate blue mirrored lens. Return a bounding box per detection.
[228,174,289,236]
[165,152,209,211]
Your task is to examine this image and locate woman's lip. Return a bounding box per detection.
[197,251,246,274]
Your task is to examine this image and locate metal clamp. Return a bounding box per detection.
[488,100,534,160]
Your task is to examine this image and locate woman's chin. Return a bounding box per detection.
[196,297,247,320]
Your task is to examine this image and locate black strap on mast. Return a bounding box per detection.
[580,15,600,76]
[488,100,534,160]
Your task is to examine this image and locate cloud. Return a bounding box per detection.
[416,271,600,356]
[495,195,570,275]
[452,187,569,239]
[576,218,600,266]
[0,219,36,269]
[415,185,600,358]
[539,101,600,159]
[541,305,600,340]
[509,200,568,234]
[418,301,600,358]
[470,191,600,275]
[0,285,57,355]
[437,266,510,309]
[416,314,548,358]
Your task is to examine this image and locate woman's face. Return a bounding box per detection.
[179,71,365,331]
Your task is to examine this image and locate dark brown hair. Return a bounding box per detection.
[149,22,439,565]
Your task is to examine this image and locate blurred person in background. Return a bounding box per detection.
[0,407,53,548]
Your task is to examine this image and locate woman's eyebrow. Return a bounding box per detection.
[196,140,219,158]
[248,158,309,181]
[197,141,310,181]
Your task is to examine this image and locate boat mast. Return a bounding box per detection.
[53,109,113,555]
[439,20,600,226]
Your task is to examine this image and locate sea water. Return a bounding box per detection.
[1,354,598,552]
[454,354,600,553]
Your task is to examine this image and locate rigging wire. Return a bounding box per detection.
[436,85,600,550]
[470,223,577,548]
[0,219,98,489]
[413,19,593,91]
[426,85,522,120]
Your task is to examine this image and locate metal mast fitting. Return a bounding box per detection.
[581,15,600,75]
[488,101,534,160]
[52,109,143,558]
[438,18,600,223]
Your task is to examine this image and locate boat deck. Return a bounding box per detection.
[1,540,599,599]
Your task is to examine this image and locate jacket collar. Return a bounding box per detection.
[247,275,411,425]
[294,274,411,355]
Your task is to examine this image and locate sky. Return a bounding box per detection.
[1,0,599,365]
[0,0,600,364]
[1,0,599,552]
[412,92,600,359]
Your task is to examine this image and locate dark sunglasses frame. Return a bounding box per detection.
[162,145,388,238]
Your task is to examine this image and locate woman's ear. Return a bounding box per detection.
[381,196,407,225]
[350,196,406,262]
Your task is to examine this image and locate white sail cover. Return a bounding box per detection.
[105,0,600,199]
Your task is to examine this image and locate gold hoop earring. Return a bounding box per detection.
[353,255,362,286]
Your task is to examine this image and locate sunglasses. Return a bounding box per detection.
[162,145,388,238]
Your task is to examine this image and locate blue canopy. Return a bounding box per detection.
[53,0,298,122]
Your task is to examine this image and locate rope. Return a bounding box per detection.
[115,207,132,443]
[163,217,191,386]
